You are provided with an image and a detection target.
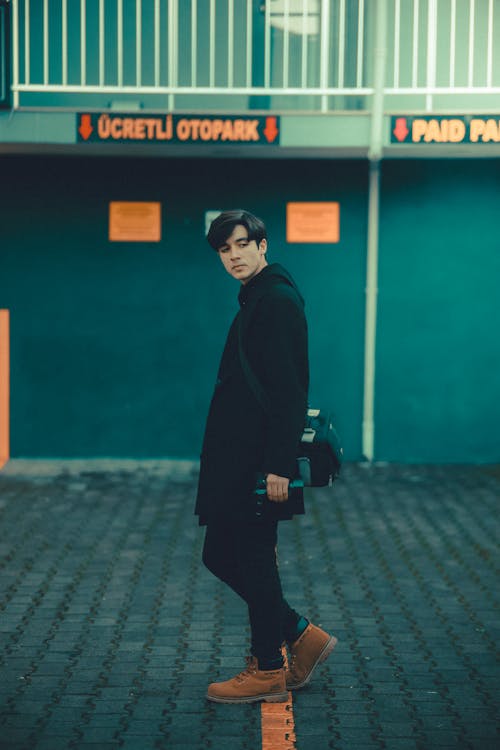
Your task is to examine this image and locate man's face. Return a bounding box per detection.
[217,224,268,284]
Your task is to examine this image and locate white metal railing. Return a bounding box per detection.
[10,0,500,112]
[384,0,500,111]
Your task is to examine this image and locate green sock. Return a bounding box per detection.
[295,616,308,639]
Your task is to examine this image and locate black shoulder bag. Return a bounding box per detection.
[237,321,343,488]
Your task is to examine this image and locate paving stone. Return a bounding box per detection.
[465,742,500,750]
[1,462,499,750]
[370,683,406,695]
[382,741,420,750]
[335,713,373,728]
[38,718,77,734]
[294,724,336,738]
[80,713,122,729]
[28,738,75,750]
[323,726,380,743]
[466,723,500,739]
[0,728,33,745]
[86,699,129,714]
[421,730,465,745]
[76,727,124,743]
[70,744,121,749]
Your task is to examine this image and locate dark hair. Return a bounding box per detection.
[206,209,267,251]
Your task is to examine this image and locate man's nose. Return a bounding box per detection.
[229,245,240,258]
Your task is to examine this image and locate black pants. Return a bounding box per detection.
[202,517,302,665]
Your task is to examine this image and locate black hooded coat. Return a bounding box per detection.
[195,263,309,525]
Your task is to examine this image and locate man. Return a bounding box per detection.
[196,209,336,704]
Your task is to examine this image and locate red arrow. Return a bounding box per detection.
[78,114,93,141]
[393,117,409,142]
[263,116,279,143]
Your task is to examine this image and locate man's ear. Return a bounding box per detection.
[259,239,268,255]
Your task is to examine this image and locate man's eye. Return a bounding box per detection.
[238,241,248,247]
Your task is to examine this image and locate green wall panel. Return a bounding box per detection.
[0,156,367,460]
[376,159,500,462]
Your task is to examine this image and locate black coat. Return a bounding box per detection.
[195,263,309,524]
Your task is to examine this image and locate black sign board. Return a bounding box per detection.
[391,115,500,144]
[77,113,281,145]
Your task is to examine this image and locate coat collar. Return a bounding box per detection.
[237,264,274,307]
[237,262,303,309]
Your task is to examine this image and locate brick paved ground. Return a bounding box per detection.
[0,461,498,750]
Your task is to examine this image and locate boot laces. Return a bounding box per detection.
[235,656,258,683]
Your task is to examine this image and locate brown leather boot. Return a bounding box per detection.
[206,656,288,704]
[286,623,337,690]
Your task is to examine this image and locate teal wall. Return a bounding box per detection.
[0,156,367,460]
[376,160,500,462]
[1,156,498,462]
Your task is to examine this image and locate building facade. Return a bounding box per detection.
[0,0,499,464]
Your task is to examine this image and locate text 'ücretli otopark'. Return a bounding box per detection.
[77,113,280,145]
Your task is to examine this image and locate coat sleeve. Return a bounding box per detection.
[247,286,309,478]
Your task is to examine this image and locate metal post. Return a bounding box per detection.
[168,0,178,109]
[191,0,197,87]
[363,0,387,462]
[338,0,345,88]
[117,0,123,87]
[228,0,234,87]
[426,0,437,111]
[368,0,387,162]
[264,0,270,87]
[209,0,215,88]
[80,0,86,87]
[356,0,365,88]
[136,0,141,86]
[486,0,493,87]
[319,0,330,111]
[43,0,48,85]
[412,0,419,88]
[12,0,19,107]
[363,161,380,463]
[0,309,9,469]
[99,0,105,86]
[62,0,67,85]
[245,0,252,87]
[301,0,307,88]
[283,0,290,89]
[154,0,160,87]
[450,0,456,87]
[24,0,30,85]
[467,0,475,89]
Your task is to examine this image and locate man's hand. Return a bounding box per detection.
[266,474,289,502]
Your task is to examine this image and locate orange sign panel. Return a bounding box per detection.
[0,309,9,468]
[286,202,340,244]
[109,202,161,242]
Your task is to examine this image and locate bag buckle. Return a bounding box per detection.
[301,427,316,443]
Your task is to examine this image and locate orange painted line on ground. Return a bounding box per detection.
[261,697,296,749]
[0,310,10,470]
[261,647,296,749]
